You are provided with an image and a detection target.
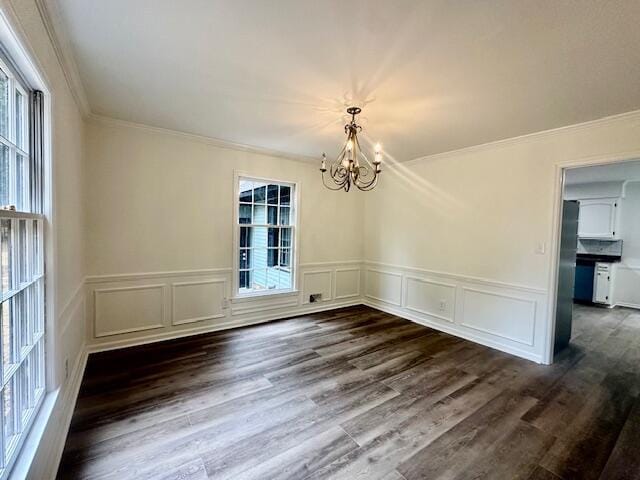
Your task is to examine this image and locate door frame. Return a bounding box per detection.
[545,150,640,364]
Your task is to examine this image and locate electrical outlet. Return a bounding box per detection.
[65,358,69,380]
[439,300,447,312]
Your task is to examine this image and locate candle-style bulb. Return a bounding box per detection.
[374,143,381,154]
[320,153,327,172]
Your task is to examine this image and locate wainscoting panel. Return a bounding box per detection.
[404,276,456,322]
[172,278,226,325]
[365,269,403,306]
[302,270,333,304]
[460,288,536,346]
[86,262,363,351]
[335,268,361,300]
[94,284,166,337]
[363,262,549,363]
[614,265,640,309]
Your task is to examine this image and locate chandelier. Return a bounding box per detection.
[320,107,382,191]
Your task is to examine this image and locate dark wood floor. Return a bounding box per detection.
[58,304,640,480]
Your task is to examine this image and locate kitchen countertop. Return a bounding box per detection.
[576,254,621,263]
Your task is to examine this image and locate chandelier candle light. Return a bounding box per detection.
[320,107,382,191]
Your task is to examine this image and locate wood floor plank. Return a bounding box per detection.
[599,397,640,480]
[397,390,538,480]
[341,367,480,445]
[539,375,635,480]
[231,426,358,480]
[58,304,640,480]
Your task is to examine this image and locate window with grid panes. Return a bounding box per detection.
[237,177,294,295]
[0,54,45,477]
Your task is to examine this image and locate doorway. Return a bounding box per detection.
[552,158,640,359]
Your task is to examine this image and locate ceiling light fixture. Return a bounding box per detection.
[320,107,382,191]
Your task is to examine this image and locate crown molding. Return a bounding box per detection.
[402,108,640,167]
[87,113,319,164]
[34,0,90,117]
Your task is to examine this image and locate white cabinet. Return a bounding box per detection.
[593,262,615,305]
[578,198,618,239]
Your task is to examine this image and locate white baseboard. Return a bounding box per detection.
[86,262,365,351]
[364,299,544,364]
[22,345,88,480]
[86,299,362,354]
[615,302,640,311]
[47,347,88,479]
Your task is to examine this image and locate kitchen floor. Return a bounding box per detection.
[57,304,640,479]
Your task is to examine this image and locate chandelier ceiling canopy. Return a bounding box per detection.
[320,107,382,192]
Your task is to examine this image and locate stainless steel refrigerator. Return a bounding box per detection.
[554,200,579,354]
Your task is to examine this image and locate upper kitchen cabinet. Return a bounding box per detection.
[578,198,619,239]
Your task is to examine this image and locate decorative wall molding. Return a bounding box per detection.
[299,260,363,268]
[171,278,226,325]
[230,296,299,316]
[613,264,640,311]
[85,268,232,284]
[301,269,333,304]
[87,299,361,354]
[460,287,537,346]
[59,279,86,335]
[334,267,361,300]
[87,113,317,164]
[93,284,166,337]
[86,262,363,349]
[365,268,403,306]
[365,261,547,295]
[403,275,456,323]
[362,264,547,363]
[364,298,543,364]
[34,0,90,116]
[404,109,640,166]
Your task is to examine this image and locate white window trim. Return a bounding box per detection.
[232,171,300,300]
[0,7,55,480]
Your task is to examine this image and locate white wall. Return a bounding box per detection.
[615,181,640,308]
[363,112,640,363]
[2,0,87,478]
[83,117,364,349]
[619,181,640,263]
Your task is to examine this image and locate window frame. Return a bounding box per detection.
[232,172,299,299]
[0,47,47,480]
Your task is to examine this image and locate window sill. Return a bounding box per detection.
[8,388,59,480]
[231,289,299,303]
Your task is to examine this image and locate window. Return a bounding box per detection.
[0,55,44,478]
[236,177,295,296]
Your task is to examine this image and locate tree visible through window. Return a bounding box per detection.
[237,177,294,295]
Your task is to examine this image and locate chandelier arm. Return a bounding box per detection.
[356,164,373,181]
[355,167,379,189]
[330,143,348,165]
[356,174,379,191]
[354,134,376,171]
[322,171,349,191]
[330,165,349,183]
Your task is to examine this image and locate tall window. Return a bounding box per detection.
[0,55,45,477]
[236,177,295,295]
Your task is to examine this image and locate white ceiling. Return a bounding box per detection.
[565,159,640,185]
[55,0,640,162]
